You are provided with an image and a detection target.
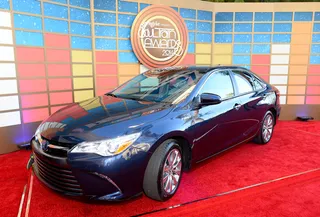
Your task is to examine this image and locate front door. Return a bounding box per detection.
[192,70,244,162]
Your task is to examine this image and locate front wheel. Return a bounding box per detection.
[254,111,275,144]
[143,140,182,201]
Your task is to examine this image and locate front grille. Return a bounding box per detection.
[34,155,83,195]
[40,138,76,158]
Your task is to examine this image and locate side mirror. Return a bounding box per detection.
[200,93,222,106]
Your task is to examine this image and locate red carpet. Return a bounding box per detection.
[1,121,320,217]
[0,150,30,217]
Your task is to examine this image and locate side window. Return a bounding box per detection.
[200,71,234,99]
[232,70,254,94]
[252,77,265,90]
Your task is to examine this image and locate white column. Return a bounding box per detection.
[0,11,21,127]
[270,44,290,105]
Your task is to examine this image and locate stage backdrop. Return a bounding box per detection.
[0,0,319,153]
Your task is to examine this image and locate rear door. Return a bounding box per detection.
[230,69,265,141]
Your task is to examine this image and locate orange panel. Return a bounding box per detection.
[290,45,310,54]
[291,34,311,44]
[289,55,309,65]
[292,23,312,33]
[289,65,308,75]
[287,86,306,94]
[288,76,307,85]
[287,96,305,105]
[118,64,139,76]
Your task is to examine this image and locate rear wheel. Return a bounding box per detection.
[254,111,275,144]
[143,140,182,201]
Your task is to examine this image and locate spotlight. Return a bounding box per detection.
[297,116,314,121]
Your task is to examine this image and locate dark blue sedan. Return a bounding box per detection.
[30,66,281,201]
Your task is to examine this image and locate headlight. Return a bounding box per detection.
[70,133,141,156]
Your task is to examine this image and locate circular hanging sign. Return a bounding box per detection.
[131,5,188,69]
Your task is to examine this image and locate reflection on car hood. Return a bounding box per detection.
[37,95,172,142]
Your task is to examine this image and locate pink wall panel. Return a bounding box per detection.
[21,93,48,108]
[47,64,71,77]
[48,78,72,91]
[252,55,270,65]
[96,64,118,75]
[45,33,70,48]
[307,86,320,95]
[46,49,70,62]
[95,51,117,62]
[17,64,45,77]
[22,108,49,123]
[180,54,195,65]
[251,65,270,75]
[307,76,320,85]
[49,92,73,105]
[19,79,47,93]
[16,47,45,62]
[306,96,320,104]
[308,65,320,74]
[96,77,118,88]
[96,88,113,96]
[50,106,66,115]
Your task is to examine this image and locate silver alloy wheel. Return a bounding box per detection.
[263,114,273,142]
[162,148,182,195]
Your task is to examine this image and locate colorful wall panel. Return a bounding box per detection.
[0,0,320,152]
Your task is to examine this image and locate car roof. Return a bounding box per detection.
[187,65,250,72]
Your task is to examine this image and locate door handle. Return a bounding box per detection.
[234,103,242,110]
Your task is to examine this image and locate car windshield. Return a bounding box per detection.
[110,68,205,104]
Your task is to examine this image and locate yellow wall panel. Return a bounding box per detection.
[290,45,310,54]
[73,77,93,89]
[212,55,232,64]
[119,76,133,85]
[71,50,92,63]
[196,44,212,54]
[289,65,308,75]
[118,64,139,75]
[288,86,306,94]
[291,34,311,44]
[74,90,94,102]
[213,44,232,54]
[287,96,305,105]
[292,23,312,33]
[288,76,307,85]
[72,64,93,76]
[289,55,309,65]
[196,54,211,65]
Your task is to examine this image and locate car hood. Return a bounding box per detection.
[37,95,172,143]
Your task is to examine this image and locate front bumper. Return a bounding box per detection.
[31,139,151,201]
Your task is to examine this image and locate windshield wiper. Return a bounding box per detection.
[105,93,118,98]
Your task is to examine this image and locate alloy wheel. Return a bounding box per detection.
[162,148,182,195]
[262,114,273,142]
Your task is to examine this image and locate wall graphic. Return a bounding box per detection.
[0,0,319,150]
[131,5,188,68]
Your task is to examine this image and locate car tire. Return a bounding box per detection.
[143,139,183,201]
[254,111,275,145]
